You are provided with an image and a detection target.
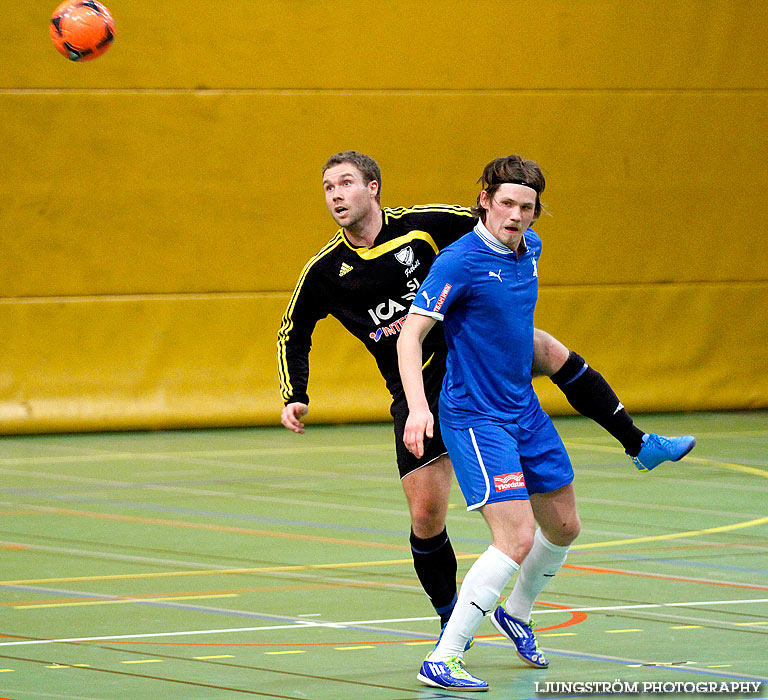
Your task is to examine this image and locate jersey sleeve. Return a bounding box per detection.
[408,247,468,321]
[276,265,329,405]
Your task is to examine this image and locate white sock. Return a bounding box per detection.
[429,545,519,661]
[504,528,569,622]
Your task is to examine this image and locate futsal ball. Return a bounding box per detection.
[50,0,115,62]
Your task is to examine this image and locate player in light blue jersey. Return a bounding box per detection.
[398,156,580,690]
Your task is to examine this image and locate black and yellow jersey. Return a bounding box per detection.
[277,205,477,405]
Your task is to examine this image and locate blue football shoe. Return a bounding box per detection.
[491,606,548,668]
[629,433,696,472]
[417,656,489,691]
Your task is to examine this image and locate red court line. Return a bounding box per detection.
[535,601,588,631]
[563,563,768,591]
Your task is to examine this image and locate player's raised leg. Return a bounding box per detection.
[532,329,695,471]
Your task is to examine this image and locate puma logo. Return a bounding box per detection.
[488,269,503,283]
[421,290,437,308]
[470,601,491,616]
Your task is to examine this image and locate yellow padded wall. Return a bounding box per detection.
[1,1,766,433]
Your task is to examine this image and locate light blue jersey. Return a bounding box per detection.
[410,221,542,428]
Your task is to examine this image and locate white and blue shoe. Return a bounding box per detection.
[629,433,696,472]
[417,656,489,691]
[490,606,548,668]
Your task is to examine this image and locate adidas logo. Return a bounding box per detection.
[339,262,353,277]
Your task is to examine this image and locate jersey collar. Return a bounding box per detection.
[473,220,528,256]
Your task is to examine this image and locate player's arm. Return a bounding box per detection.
[281,402,308,434]
[277,268,328,432]
[397,312,438,458]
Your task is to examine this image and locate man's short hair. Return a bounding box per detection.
[472,155,545,222]
[322,151,382,203]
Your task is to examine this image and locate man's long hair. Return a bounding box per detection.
[472,155,545,222]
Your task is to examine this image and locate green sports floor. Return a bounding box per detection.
[0,411,765,699]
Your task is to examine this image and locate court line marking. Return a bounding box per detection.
[11,492,763,541]
[333,646,374,651]
[1,441,764,482]
[545,646,768,683]
[0,444,394,467]
[572,515,768,549]
[3,511,766,588]
[0,428,764,466]
[684,455,768,479]
[194,654,234,659]
[0,598,764,648]
[0,504,410,553]
[561,563,768,591]
[15,593,238,610]
[735,621,768,626]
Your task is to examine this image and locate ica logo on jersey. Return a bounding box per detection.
[368,299,407,324]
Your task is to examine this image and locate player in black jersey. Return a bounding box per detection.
[277,151,695,630]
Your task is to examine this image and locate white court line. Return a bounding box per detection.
[0,598,765,648]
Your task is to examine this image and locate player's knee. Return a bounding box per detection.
[543,516,581,546]
[517,530,536,561]
[532,330,570,377]
[410,507,447,539]
[494,528,535,564]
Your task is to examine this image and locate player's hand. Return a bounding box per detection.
[403,407,434,458]
[281,402,308,433]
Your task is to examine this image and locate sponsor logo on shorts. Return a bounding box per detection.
[432,284,452,313]
[494,472,525,491]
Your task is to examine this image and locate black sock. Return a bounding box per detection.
[551,351,645,456]
[410,528,458,626]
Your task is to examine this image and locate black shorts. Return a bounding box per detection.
[390,354,448,479]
